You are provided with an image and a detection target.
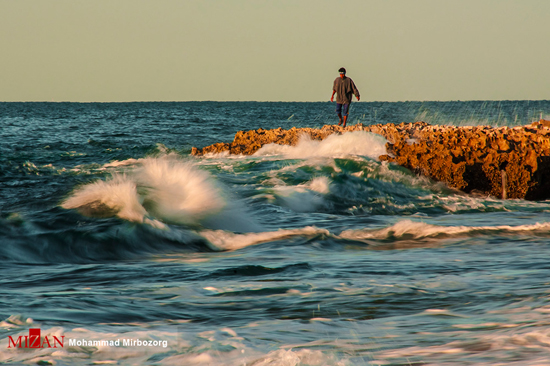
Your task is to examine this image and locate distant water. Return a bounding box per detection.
[2,101,550,365]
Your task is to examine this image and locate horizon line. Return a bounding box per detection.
[2,99,550,104]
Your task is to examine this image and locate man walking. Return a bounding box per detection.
[330,67,360,128]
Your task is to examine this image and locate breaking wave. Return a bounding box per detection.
[61,155,259,232]
[340,219,550,242]
[254,131,387,159]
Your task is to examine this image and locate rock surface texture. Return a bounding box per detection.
[191,120,550,200]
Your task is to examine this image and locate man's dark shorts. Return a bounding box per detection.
[336,103,350,116]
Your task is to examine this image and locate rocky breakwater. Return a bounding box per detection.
[378,120,550,200]
[190,125,366,156]
[191,120,550,200]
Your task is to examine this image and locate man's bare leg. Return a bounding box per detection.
[342,115,348,128]
[337,113,343,126]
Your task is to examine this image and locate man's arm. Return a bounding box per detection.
[331,78,339,102]
[352,80,360,101]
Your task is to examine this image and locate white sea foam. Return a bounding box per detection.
[200,218,550,251]
[340,219,550,241]
[102,158,142,169]
[307,176,331,194]
[200,226,330,251]
[254,131,387,159]
[271,185,326,212]
[61,156,258,231]
[61,175,149,223]
[135,157,226,225]
[262,176,332,213]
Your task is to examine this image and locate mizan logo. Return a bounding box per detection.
[8,329,64,349]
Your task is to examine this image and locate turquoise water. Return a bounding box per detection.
[2,101,550,365]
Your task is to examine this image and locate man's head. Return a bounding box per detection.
[338,67,346,79]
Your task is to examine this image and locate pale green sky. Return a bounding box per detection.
[1,0,548,102]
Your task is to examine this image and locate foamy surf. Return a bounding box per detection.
[272,176,332,212]
[200,219,550,251]
[340,219,550,241]
[61,155,257,231]
[200,226,330,251]
[254,131,387,159]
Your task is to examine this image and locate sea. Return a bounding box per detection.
[2,100,550,366]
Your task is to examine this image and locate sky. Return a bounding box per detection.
[1,0,549,102]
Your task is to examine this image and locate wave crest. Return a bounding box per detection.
[254,131,387,159]
[61,156,228,228]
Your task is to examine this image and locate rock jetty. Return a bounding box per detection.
[191,120,550,200]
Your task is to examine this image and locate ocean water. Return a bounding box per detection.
[2,101,550,365]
